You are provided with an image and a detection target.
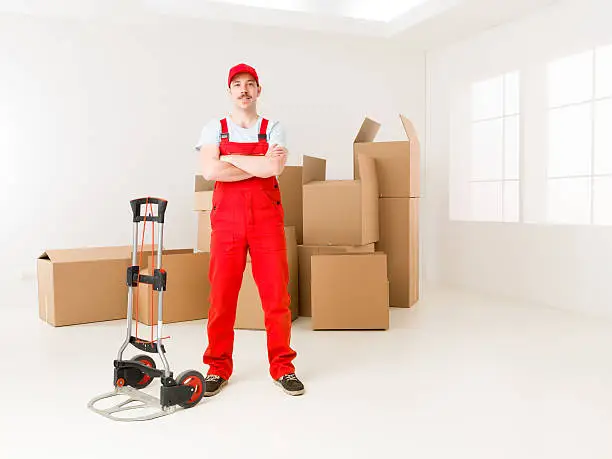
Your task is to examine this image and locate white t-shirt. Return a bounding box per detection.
[195,115,287,152]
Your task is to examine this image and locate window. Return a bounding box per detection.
[469,71,520,222]
[546,45,612,225]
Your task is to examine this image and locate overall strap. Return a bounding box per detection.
[258,118,269,142]
[220,118,229,141]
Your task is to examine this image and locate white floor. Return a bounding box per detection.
[3,285,612,458]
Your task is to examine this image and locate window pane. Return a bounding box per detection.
[595,43,612,99]
[504,71,520,116]
[548,50,594,107]
[471,119,503,181]
[594,99,612,174]
[504,115,520,180]
[548,104,592,177]
[470,181,502,222]
[472,75,503,120]
[593,176,612,225]
[503,180,520,222]
[547,177,591,224]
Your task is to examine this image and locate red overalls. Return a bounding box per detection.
[203,117,297,381]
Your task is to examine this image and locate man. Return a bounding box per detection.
[195,63,304,397]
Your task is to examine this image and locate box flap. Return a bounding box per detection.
[357,154,379,243]
[38,246,132,263]
[356,153,376,185]
[302,155,326,185]
[354,117,380,144]
[399,114,420,154]
[195,175,214,192]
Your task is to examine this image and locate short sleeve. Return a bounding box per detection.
[267,121,287,148]
[195,119,221,150]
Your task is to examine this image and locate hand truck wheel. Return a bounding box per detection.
[175,370,205,409]
[130,354,156,389]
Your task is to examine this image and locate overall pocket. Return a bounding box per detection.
[257,188,284,225]
[210,190,227,228]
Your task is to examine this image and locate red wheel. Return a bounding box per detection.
[176,370,205,408]
[130,354,156,389]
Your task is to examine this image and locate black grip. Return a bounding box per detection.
[130,197,168,223]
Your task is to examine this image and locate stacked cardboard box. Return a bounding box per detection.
[37,114,420,329]
[300,155,390,330]
[353,114,421,308]
[193,113,420,330]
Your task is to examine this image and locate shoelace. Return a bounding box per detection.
[282,373,298,381]
[206,375,222,382]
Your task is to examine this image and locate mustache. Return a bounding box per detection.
[239,94,251,99]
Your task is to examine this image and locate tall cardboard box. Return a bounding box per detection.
[196,211,212,252]
[376,198,419,308]
[354,114,421,307]
[297,243,375,317]
[278,165,304,244]
[310,252,389,330]
[353,114,421,198]
[133,250,210,325]
[37,246,132,326]
[194,175,214,211]
[302,155,379,246]
[235,226,299,330]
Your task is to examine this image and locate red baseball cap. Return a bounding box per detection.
[228,63,259,87]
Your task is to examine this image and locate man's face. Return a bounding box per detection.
[229,73,261,109]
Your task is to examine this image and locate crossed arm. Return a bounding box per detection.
[199,144,287,182]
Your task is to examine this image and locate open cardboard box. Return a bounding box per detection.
[302,154,379,246]
[353,114,421,198]
[354,114,422,308]
[37,246,132,326]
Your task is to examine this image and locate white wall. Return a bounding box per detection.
[425,0,612,317]
[0,13,425,306]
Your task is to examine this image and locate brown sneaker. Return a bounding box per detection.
[275,373,305,396]
[203,375,227,397]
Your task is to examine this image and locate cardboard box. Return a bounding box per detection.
[37,246,132,326]
[196,211,212,252]
[278,166,304,244]
[133,250,210,325]
[297,243,375,317]
[194,175,214,211]
[376,198,420,308]
[302,154,379,246]
[235,226,299,330]
[353,114,421,198]
[310,252,389,330]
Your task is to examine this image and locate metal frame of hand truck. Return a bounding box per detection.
[87,197,205,421]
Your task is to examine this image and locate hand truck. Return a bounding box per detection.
[88,197,205,421]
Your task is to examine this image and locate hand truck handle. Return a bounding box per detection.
[130,197,168,224]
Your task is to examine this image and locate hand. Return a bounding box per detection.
[266,144,287,158]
